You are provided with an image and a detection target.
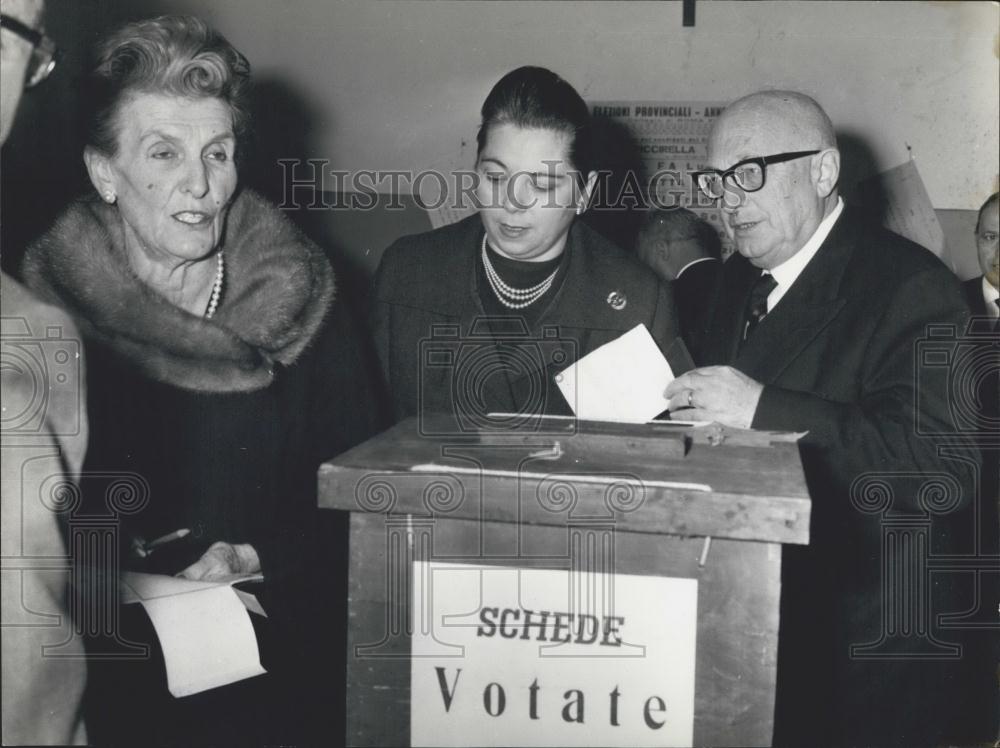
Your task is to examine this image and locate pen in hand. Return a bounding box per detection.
[131,528,191,558]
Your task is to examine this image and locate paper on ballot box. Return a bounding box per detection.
[120,572,267,697]
[554,323,674,423]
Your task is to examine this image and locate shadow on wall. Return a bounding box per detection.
[244,76,324,210]
[244,75,432,296]
[837,130,897,232]
[837,130,881,208]
[581,115,647,253]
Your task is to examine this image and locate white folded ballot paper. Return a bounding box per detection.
[554,323,674,423]
[120,571,267,698]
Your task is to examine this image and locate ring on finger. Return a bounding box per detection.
[687,389,694,408]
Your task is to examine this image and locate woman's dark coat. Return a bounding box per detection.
[23,188,384,745]
[372,214,680,429]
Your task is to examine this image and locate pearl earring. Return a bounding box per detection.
[104,192,116,204]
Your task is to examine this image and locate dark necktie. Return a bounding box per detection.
[742,271,778,344]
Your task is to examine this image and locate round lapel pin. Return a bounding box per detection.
[607,291,627,311]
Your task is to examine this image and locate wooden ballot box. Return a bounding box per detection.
[318,417,810,747]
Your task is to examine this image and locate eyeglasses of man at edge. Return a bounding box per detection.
[1,13,59,88]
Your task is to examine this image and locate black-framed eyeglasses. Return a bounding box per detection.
[692,150,821,200]
[1,14,59,88]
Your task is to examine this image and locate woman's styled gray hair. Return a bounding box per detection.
[85,15,252,158]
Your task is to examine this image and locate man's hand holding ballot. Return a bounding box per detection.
[664,366,764,428]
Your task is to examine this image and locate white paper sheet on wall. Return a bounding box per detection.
[859,159,947,259]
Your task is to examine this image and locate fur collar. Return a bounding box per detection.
[22,189,335,393]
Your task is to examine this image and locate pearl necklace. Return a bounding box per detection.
[481,235,559,310]
[204,251,224,319]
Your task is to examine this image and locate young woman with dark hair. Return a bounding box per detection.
[373,66,679,429]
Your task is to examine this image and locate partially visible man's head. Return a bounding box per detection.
[707,90,840,270]
[0,0,44,145]
[976,192,999,289]
[636,207,721,281]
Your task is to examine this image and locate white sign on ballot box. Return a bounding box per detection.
[410,562,697,747]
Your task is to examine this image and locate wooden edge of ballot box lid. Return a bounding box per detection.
[318,416,811,546]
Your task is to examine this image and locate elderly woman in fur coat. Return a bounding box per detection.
[21,15,383,746]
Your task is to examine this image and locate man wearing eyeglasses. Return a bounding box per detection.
[1,0,87,744]
[0,0,56,141]
[666,91,991,746]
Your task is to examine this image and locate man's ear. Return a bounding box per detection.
[83,146,117,199]
[812,148,840,199]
